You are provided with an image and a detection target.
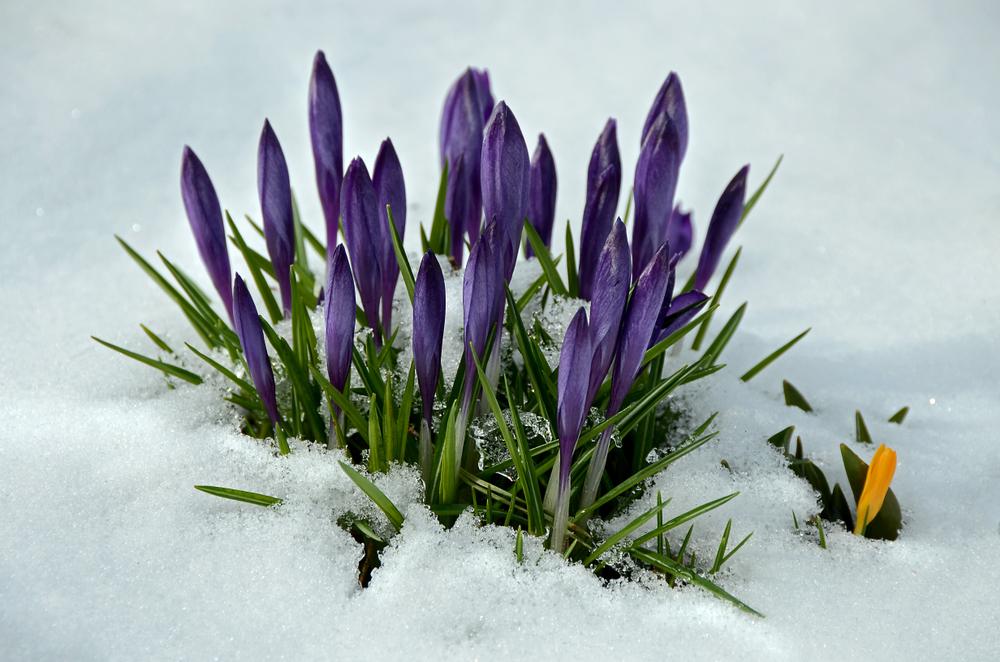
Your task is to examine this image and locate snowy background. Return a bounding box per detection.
[3,0,1000,659]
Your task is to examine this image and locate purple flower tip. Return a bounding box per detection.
[642,71,688,160]
[666,204,694,261]
[308,50,344,259]
[233,274,279,424]
[651,290,709,347]
[557,307,592,485]
[631,112,681,281]
[586,219,631,404]
[579,119,622,300]
[462,220,504,406]
[481,101,530,278]
[526,133,557,258]
[341,156,383,338]
[694,165,749,291]
[413,252,446,423]
[324,244,355,397]
[257,119,295,315]
[373,137,406,334]
[180,146,233,321]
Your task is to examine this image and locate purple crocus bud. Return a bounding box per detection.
[651,290,709,346]
[631,113,681,281]
[471,68,495,122]
[481,101,530,277]
[257,120,295,315]
[413,252,446,424]
[462,220,504,407]
[610,244,672,412]
[180,146,233,321]
[578,119,622,300]
[557,308,592,483]
[324,244,355,397]
[641,71,688,161]
[666,205,693,261]
[341,157,383,339]
[694,165,748,291]
[233,274,279,424]
[586,220,630,404]
[373,138,406,334]
[308,50,343,259]
[526,133,557,258]
[440,69,487,263]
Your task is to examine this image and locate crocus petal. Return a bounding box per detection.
[586,220,630,404]
[578,119,622,300]
[471,68,495,123]
[413,252,446,423]
[665,204,693,261]
[854,444,898,535]
[641,71,688,161]
[373,138,406,333]
[526,133,557,257]
[257,120,295,315]
[481,101,530,278]
[462,220,503,406]
[308,50,343,260]
[651,290,709,347]
[557,308,592,485]
[324,244,355,396]
[694,165,748,291]
[440,69,486,262]
[631,113,681,281]
[180,146,233,321]
[233,274,279,424]
[341,157,383,337]
[609,244,672,412]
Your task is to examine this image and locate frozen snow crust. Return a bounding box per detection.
[3,1,1000,660]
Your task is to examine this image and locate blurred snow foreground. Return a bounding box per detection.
[2,1,1000,660]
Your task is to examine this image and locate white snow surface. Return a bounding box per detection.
[3,1,1000,660]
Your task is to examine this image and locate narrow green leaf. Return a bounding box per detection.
[226,212,283,323]
[739,154,783,228]
[515,528,524,563]
[523,222,567,295]
[427,163,450,255]
[140,325,173,353]
[630,492,740,549]
[386,204,416,303]
[698,302,747,366]
[623,188,634,225]
[185,343,254,394]
[767,426,795,453]
[888,406,909,424]
[310,365,370,444]
[630,548,762,616]
[92,336,203,385]
[692,247,741,351]
[301,222,327,260]
[291,190,309,270]
[855,410,873,444]
[565,221,579,298]
[194,485,282,507]
[782,380,813,412]
[338,461,405,532]
[711,519,733,573]
[740,328,811,382]
[583,498,671,565]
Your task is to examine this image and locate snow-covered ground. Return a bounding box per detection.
[3,1,1000,659]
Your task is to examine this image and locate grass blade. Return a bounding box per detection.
[386,204,416,303]
[740,327,810,382]
[630,547,762,616]
[523,222,567,295]
[739,154,783,228]
[194,485,282,507]
[338,461,405,532]
[92,336,203,385]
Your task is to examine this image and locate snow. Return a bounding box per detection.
[3,0,1000,659]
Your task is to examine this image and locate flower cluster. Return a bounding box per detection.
[95,51,899,614]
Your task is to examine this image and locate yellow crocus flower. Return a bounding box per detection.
[853,444,897,535]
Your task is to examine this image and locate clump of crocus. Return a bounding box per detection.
[101,51,802,614]
[853,444,898,536]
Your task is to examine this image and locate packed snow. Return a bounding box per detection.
[2,1,1000,660]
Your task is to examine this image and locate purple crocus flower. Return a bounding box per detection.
[180,146,233,321]
[341,157,383,341]
[586,220,631,404]
[461,221,504,409]
[440,69,490,265]
[373,138,406,334]
[526,133,556,257]
[233,274,279,425]
[257,120,295,315]
[578,119,622,300]
[308,50,343,259]
[641,71,688,161]
[581,244,672,509]
[551,307,592,551]
[631,112,681,281]
[651,290,709,346]
[665,205,693,261]
[694,165,749,291]
[324,244,355,402]
[481,101,530,278]
[413,252,446,425]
